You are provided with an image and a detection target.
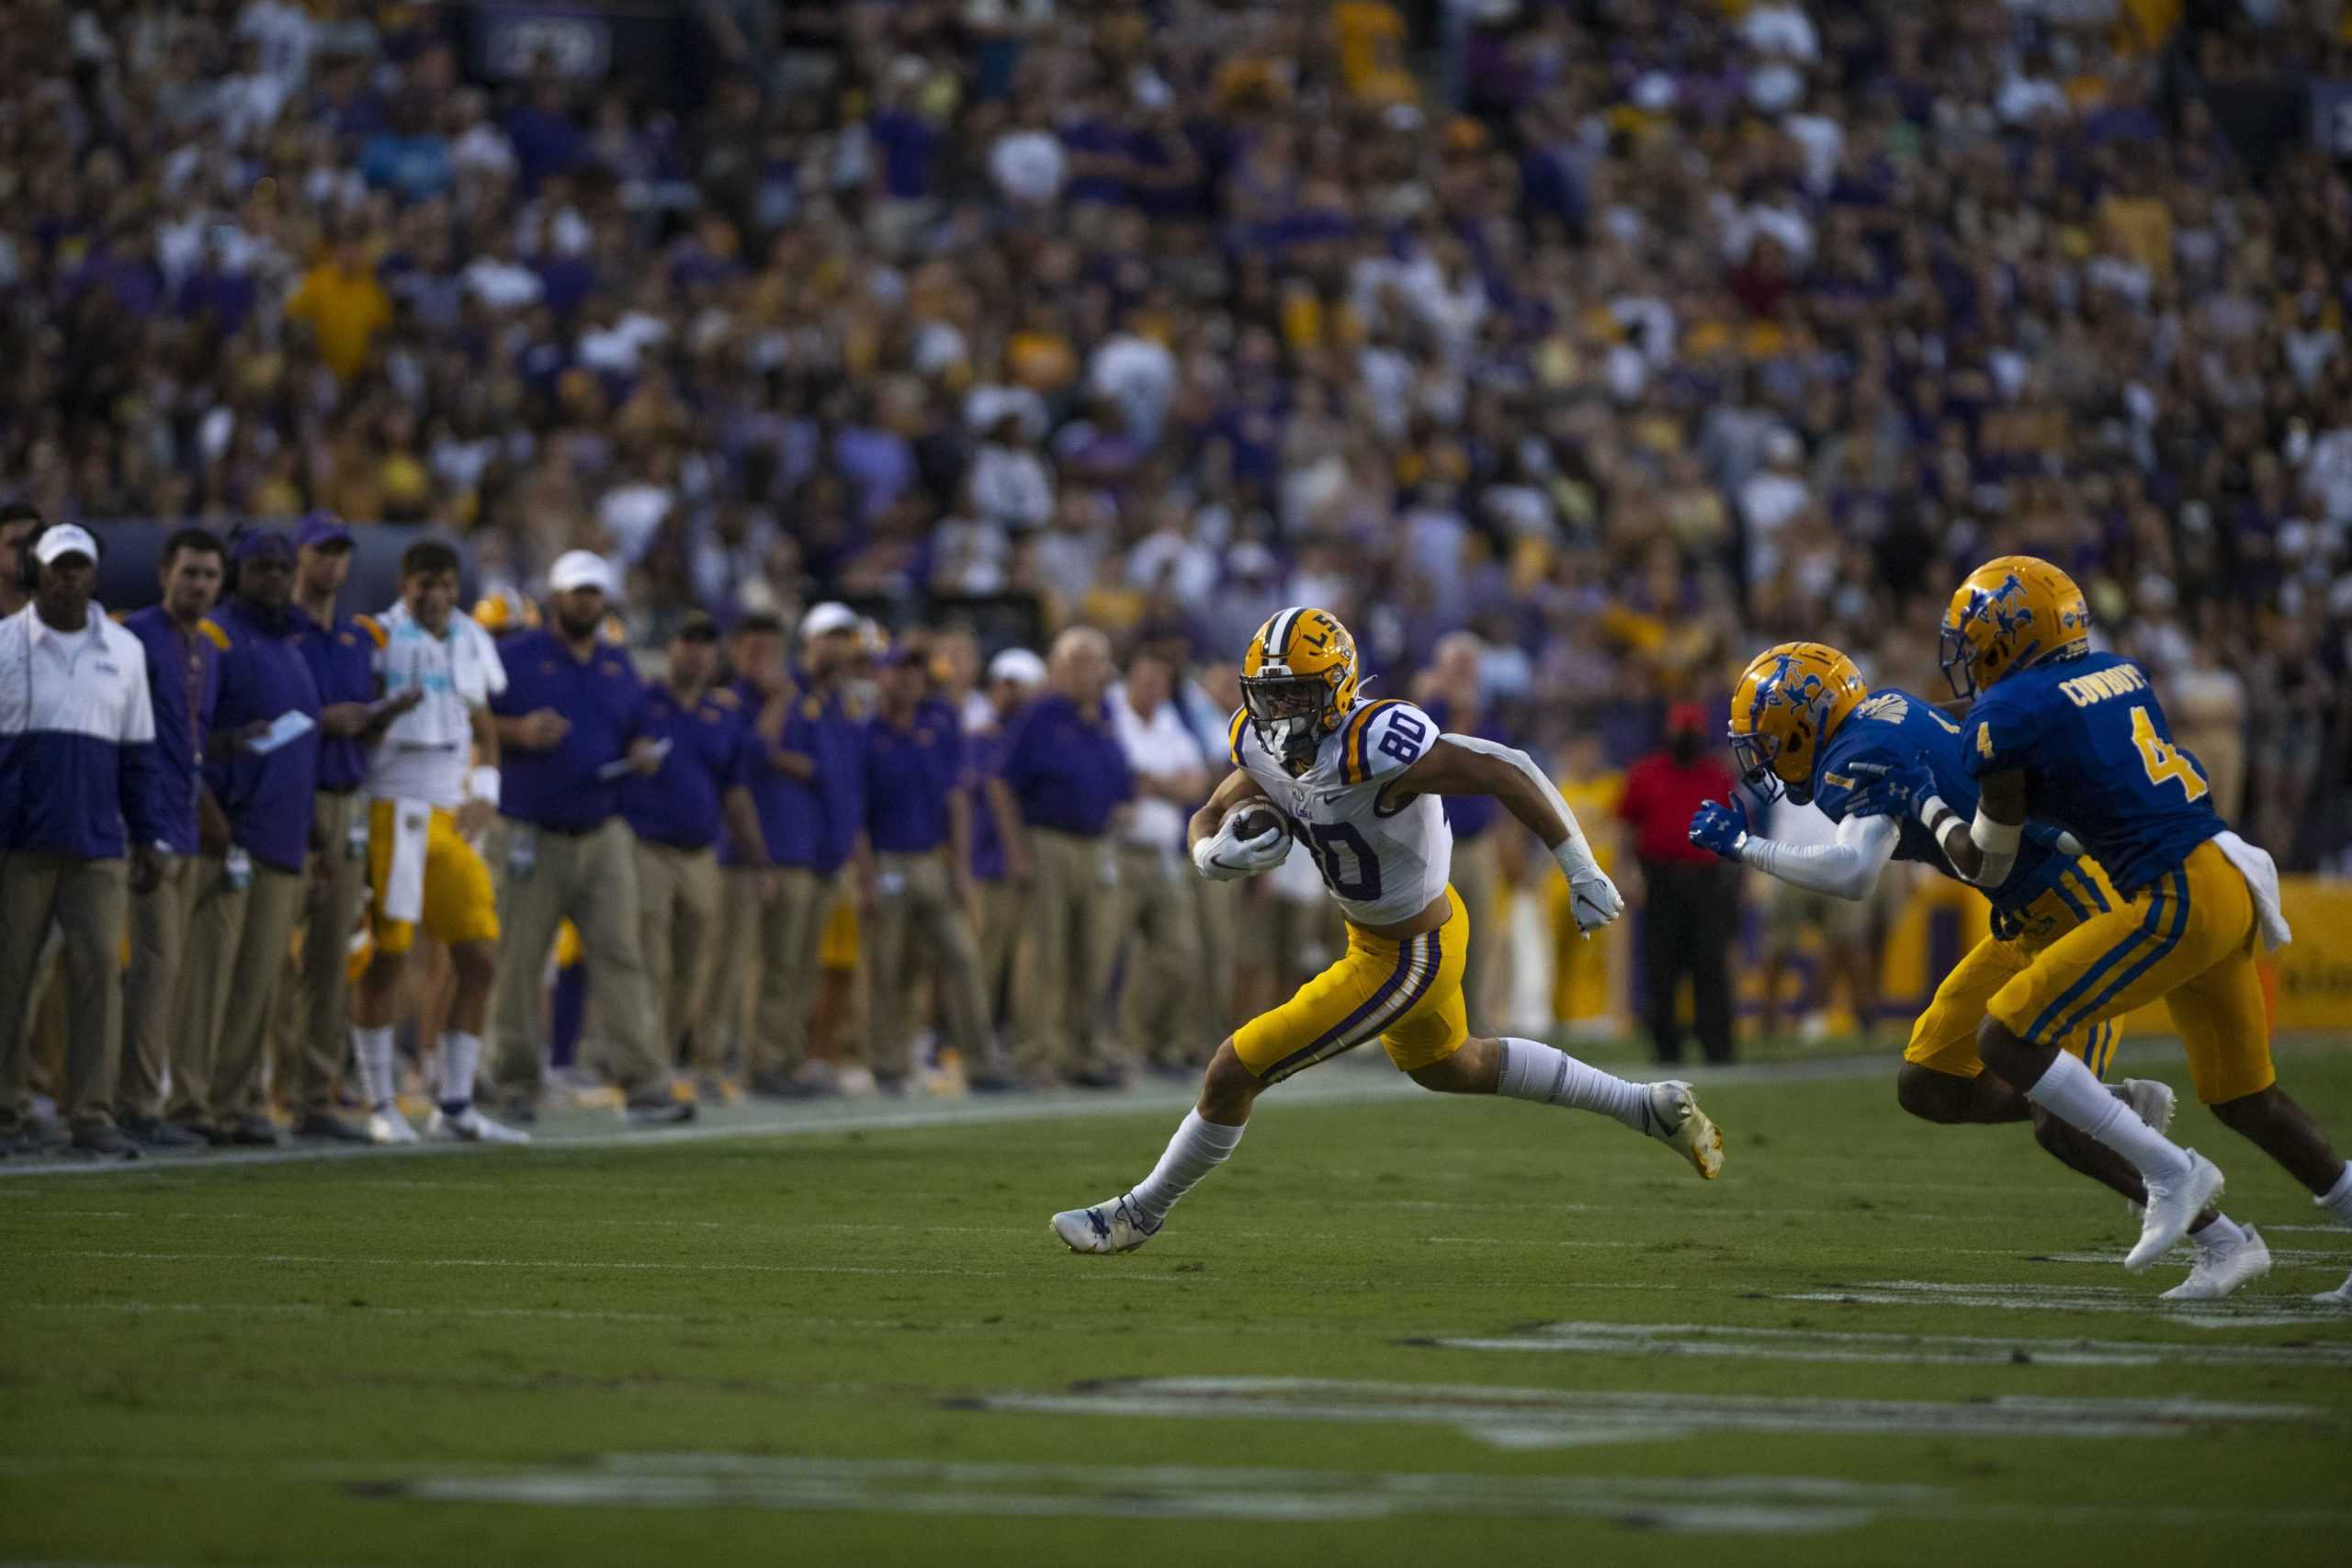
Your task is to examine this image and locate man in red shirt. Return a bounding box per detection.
[1617,703,1740,1065]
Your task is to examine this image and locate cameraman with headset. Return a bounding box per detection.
[0,518,168,1159]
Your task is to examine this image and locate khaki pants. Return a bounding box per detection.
[490,818,667,1102]
[1450,832,1500,1036]
[865,850,989,1078]
[273,790,369,1115]
[175,855,305,1127]
[119,853,204,1121]
[1195,874,1239,1033]
[1013,829,1122,1080]
[0,851,127,1130]
[1114,842,1204,1067]
[703,865,829,1080]
[635,839,720,1066]
[975,878,1023,1040]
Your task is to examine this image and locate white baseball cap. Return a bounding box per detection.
[988,648,1047,685]
[548,549,616,595]
[800,601,857,641]
[32,524,98,566]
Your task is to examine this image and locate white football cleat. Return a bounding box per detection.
[1051,1194,1159,1255]
[1642,1080,1724,1180]
[366,1105,421,1145]
[2126,1150,2223,1271]
[2118,1079,2177,1221]
[425,1105,531,1145]
[2312,1271,2352,1308]
[2160,1224,2270,1302]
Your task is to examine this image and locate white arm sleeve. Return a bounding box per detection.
[1737,813,1898,901]
[1965,806,2019,887]
[1439,732,1599,875]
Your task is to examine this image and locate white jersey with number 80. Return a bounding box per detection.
[1228,697,1453,927]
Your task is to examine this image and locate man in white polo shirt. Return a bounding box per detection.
[350,538,526,1145]
[1109,642,1210,1076]
[0,522,166,1158]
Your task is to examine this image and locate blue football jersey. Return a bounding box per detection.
[1961,651,2222,897]
[1811,687,2078,928]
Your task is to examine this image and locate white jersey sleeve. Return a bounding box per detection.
[1338,698,1439,787]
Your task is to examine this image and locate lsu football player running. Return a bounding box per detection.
[1849,557,2352,1299]
[1051,608,1723,1255]
[1691,644,2264,1300]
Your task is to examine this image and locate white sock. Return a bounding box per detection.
[353,1026,397,1111]
[2024,1049,2192,1183]
[1496,1038,1647,1133]
[2318,1164,2352,1228]
[439,1032,482,1113]
[2191,1213,2245,1252]
[1126,1111,1246,1225]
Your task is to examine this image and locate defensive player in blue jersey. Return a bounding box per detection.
[1847,557,2352,1301]
[1690,643,2264,1299]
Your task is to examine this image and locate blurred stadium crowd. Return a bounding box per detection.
[6,0,2352,1134]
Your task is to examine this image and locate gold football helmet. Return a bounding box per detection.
[1939,555,2092,698]
[1728,641,1868,803]
[1240,606,1360,768]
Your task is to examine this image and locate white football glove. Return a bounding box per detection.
[1191,804,1290,882]
[1566,865,1625,936]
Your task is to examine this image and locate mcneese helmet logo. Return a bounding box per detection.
[1240,606,1361,769]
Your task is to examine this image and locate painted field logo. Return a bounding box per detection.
[963,1377,2327,1450]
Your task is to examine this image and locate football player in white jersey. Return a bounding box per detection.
[1052,607,1724,1254]
[351,539,526,1146]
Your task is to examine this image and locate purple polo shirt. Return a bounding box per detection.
[121,606,220,856]
[490,628,648,832]
[286,605,379,792]
[864,697,963,855]
[623,682,752,852]
[202,596,322,874]
[1001,694,1134,839]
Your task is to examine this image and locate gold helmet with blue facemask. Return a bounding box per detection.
[1726,641,1867,804]
[1240,605,1360,770]
[1939,554,2092,699]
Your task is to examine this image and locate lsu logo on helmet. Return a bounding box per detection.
[1727,641,1866,803]
[1240,606,1361,768]
[1939,555,2090,698]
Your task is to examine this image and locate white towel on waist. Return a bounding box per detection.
[2212,829,2291,952]
[383,800,431,923]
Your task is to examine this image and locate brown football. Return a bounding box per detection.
[1230,807,1283,842]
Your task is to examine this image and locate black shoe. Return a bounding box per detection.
[967,1073,1033,1094]
[120,1115,209,1149]
[747,1071,836,1100]
[225,1114,283,1147]
[70,1124,141,1160]
[1069,1069,1130,1091]
[872,1072,910,1098]
[497,1094,539,1125]
[1146,1062,1198,1082]
[624,1100,696,1127]
[294,1111,370,1144]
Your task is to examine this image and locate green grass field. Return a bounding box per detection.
[5,1042,2351,1567]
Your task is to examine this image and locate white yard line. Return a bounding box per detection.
[971,1375,2332,1450]
[1774,1279,2352,1327]
[1419,1319,2352,1367]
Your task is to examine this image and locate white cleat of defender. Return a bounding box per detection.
[366,1106,421,1145]
[1643,1080,1724,1180]
[2120,1078,2177,1222]
[2159,1224,2270,1302]
[2126,1150,2224,1271]
[2315,1274,2352,1308]
[425,1106,531,1145]
[1051,1195,1161,1256]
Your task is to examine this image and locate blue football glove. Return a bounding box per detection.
[1843,758,1938,820]
[1687,797,1748,862]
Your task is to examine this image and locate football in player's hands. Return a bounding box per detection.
[1228,807,1283,844]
